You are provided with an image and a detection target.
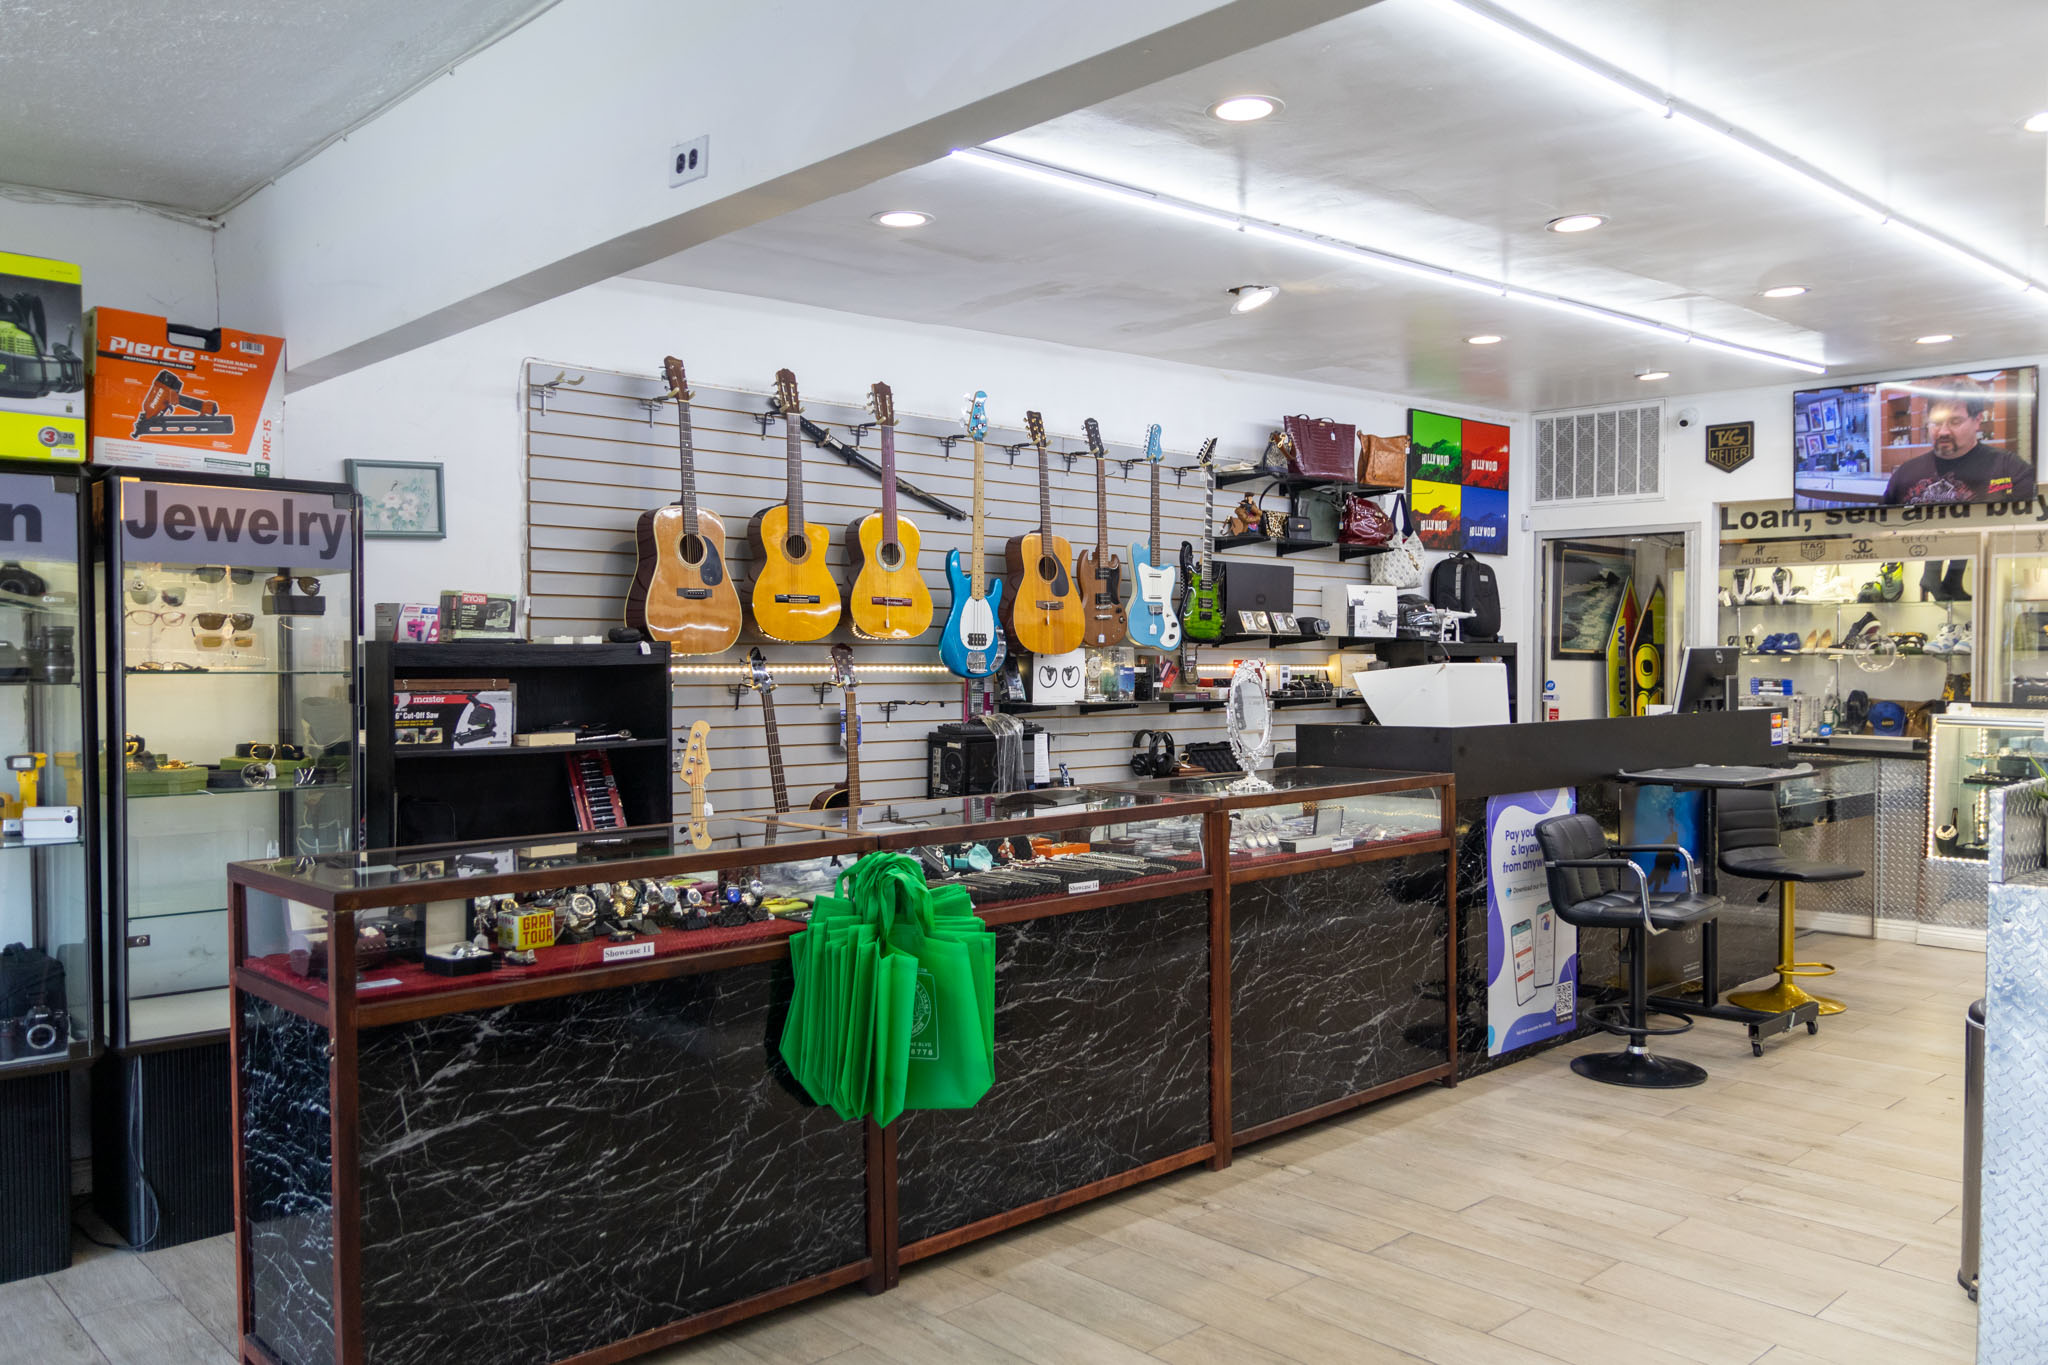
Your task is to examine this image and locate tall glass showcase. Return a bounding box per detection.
[100,472,361,1049]
[1926,704,2048,863]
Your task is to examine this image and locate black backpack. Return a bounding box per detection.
[1429,552,1501,641]
[0,942,64,1018]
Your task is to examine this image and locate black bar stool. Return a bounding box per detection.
[1715,786,1864,1017]
[1537,813,1725,1088]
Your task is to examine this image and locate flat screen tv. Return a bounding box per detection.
[1791,366,2038,509]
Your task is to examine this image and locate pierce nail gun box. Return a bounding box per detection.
[85,308,283,475]
[0,253,86,464]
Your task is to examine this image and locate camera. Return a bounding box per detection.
[0,1006,68,1061]
[1675,407,1701,430]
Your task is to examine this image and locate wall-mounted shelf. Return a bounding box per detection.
[392,737,670,760]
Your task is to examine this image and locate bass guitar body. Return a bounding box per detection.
[629,503,742,653]
[1126,540,1181,650]
[748,503,841,642]
[1073,546,1125,647]
[940,549,1005,678]
[1180,543,1224,642]
[844,511,934,640]
[1001,530,1085,656]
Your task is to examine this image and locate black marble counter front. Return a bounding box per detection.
[241,995,337,1365]
[354,966,867,1365]
[1230,853,1451,1135]
[897,892,1212,1247]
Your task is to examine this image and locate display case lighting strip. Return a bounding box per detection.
[948,149,1827,375]
[669,661,957,678]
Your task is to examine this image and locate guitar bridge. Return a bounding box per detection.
[774,593,822,604]
[1035,600,1065,611]
[678,588,711,599]
[868,596,913,607]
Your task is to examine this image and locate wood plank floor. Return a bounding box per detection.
[12,934,1982,1365]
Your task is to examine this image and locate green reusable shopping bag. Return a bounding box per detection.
[864,856,995,1118]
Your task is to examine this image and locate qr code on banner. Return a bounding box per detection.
[1554,981,1574,1022]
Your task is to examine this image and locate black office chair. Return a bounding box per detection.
[1536,814,1725,1089]
[1716,786,1864,1018]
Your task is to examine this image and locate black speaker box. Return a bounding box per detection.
[926,721,1047,797]
[1220,561,1295,623]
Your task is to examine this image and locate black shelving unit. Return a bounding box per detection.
[365,641,673,846]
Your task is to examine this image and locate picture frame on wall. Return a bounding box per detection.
[347,459,447,539]
[1550,541,1633,659]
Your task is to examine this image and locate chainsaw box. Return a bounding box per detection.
[0,253,86,464]
[85,308,283,476]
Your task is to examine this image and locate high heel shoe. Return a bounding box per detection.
[1813,628,1833,651]
[1942,559,1972,602]
[1921,560,1947,602]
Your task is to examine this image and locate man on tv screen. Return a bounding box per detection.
[1884,378,2034,504]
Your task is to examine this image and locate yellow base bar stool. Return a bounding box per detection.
[1715,786,1864,1017]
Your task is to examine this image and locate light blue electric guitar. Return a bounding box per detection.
[939,391,1006,679]
[1126,423,1181,652]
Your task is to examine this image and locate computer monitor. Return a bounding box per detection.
[1674,647,1737,713]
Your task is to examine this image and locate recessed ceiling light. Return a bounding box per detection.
[1636,370,1671,381]
[1466,334,1504,345]
[2023,112,2048,133]
[1209,95,1281,123]
[1760,285,1809,299]
[1915,333,1955,345]
[1228,285,1279,314]
[870,210,932,228]
[1547,213,1606,233]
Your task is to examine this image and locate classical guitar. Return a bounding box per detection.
[1127,424,1181,651]
[940,390,1006,679]
[809,643,861,827]
[742,647,791,814]
[680,721,713,850]
[1073,417,1126,648]
[1179,438,1225,643]
[844,381,934,640]
[1000,410,1084,656]
[749,368,841,641]
[625,356,743,653]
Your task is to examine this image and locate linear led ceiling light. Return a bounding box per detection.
[948,147,1826,375]
[1434,0,2047,301]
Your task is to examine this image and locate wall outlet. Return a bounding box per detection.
[669,136,709,188]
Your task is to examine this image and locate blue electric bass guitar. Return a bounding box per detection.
[939,391,1006,678]
[1126,424,1181,652]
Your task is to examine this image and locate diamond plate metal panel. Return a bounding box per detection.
[1878,757,1931,928]
[1990,779,2048,884]
[1981,873,2048,1361]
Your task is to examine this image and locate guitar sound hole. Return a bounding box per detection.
[783,533,810,560]
[1036,553,1061,581]
[878,542,903,570]
[678,535,707,566]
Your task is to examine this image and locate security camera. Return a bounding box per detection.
[1675,407,1700,429]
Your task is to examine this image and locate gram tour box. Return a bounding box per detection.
[86,308,283,475]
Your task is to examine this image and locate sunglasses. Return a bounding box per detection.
[126,608,187,626]
[193,612,255,631]
[192,567,257,584]
[267,575,322,595]
[235,742,307,761]
[192,629,256,649]
[126,582,186,607]
[130,661,206,673]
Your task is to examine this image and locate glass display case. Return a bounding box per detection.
[1094,765,1447,867]
[0,464,97,1072]
[102,472,361,1047]
[1926,704,2048,862]
[1987,529,2048,704]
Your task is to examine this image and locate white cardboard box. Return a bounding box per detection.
[1322,583,1399,638]
[21,805,80,841]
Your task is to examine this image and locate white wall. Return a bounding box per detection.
[0,196,217,322]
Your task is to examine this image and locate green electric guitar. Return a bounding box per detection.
[1178,437,1224,642]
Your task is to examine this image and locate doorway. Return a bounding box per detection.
[1538,529,1691,722]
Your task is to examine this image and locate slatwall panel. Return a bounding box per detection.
[1535,402,1662,505]
[523,362,1387,816]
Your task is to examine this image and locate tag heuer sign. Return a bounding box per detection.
[1705,421,1755,474]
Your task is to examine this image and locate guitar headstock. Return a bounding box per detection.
[661,356,691,403]
[1024,410,1047,451]
[964,390,988,440]
[1083,418,1105,460]
[774,368,801,416]
[1145,424,1164,464]
[1196,436,1218,470]
[828,643,857,691]
[680,720,712,787]
[866,381,895,427]
[744,646,775,693]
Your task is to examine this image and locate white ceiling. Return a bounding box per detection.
[635,0,2048,410]
[0,1,556,214]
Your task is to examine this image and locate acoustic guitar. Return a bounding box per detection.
[680,721,713,850]
[1178,437,1225,642]
[809,643,861,828]
[1000,410,1084,656]
[749,368,842,641]
[1073,417,1125,648]
[844,381,933,640]
[625,356,742,653]
[742,647,791,814]
[1126,424,1181,652]
[939,390,1006,679]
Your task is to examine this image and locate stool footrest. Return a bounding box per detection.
[1774,960,1835,979]
[1585,1002,1695,1039]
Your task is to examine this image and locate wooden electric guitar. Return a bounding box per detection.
[1179,438,1225,642]
[809,643,861,827]
[1073,417,1126,648]
[1127,424,1181,651]
[939,391,1005,679]
[843,381,933,640]
[749,368,842,641]
[1000,410,1084,656]
[680,721,713,850]
[742,647,791,814]
[625,357,742,653]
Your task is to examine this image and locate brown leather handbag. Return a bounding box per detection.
[1282,415,1357,480]
[1338,493,1394,546]
[1359,433,1410,489]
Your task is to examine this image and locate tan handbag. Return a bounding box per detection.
[1359,433,1410,490]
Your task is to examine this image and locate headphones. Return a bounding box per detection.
[1129,729,1177,777]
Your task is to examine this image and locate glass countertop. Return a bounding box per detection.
[743,788,1206,837]
[1099,765,1440,797]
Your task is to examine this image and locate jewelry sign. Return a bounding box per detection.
[0,470,77,563]
[1705,421,1755,474]
[118,478,354,569]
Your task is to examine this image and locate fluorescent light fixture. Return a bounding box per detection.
[947,147,1825,374]
[1427,0,1670,117]
[1209,95,1281,123]
[2024,112,2048,134]
[1547,213,1606,233]
[1636,371,1671,382]
[1466,334,1504,345]
[870,210,932,228]
[1915,334,1955,345]
[1229,285,1280,313]
[1760,285,1809,299]
[1879,217,2032,292]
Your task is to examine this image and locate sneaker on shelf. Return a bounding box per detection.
[1718,586,1735,609]
[1845,612,1882,648]
[1956,621,1974,654]
[1929,624,1961,655]
[1781,631,1803,652]
[1879,561,1905,602]
[1746,577,1780,604]
[1772,567,1806,603]
[1808,566,1851,602]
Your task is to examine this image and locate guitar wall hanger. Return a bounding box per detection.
[528,370,583,416]
[759,398,968,522]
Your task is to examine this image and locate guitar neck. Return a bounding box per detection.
[879,425,898,546]
[844,687,861,828]
[759,689,790,814]
[1037,445,1054,546]
[1149,464,1162,562]
[1202,468,1215,574]
[970,439,987,599]
[783,407,805,525]
[677,393,699,536]
[1094,455,1110,559]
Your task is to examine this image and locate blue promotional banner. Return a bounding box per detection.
[1485,788,1579,1056]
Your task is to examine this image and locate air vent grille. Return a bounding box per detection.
[1535,403,1662,504]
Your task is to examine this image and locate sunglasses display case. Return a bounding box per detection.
[93,469,362,1249]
